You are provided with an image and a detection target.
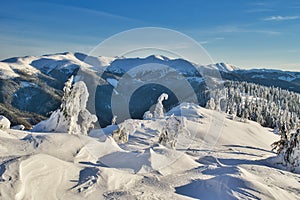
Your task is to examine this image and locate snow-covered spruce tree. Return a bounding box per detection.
[206,98,216,110]
[158,114,184,149]
[205,81,300,130]
[271,121,289,153]
[32,76,97,135]
[283,129,300,173]
[60,77,97,135]
[273,128,300,173]
[153,93,168,118]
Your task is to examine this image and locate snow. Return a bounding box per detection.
[0,52,117,80]
[97,55,117,67]
[251,74,266,78]
[206,62,239,72]
[20,81,37,88]
[1,52,300,198]
[32,79,97,135]
[153,93,168,118]
[0,62,19,79]
[0,115,10,130]
[278,75,298,82]
[1,102,299,199]
[106,78,118,87]
[106,55,199,76]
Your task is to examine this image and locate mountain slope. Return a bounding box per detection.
[0,52,299,128]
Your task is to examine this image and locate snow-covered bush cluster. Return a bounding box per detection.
[111,126,129,144]
[0,115,10,130]
[111,119,136,144]
[206,81,299,131]
[33,76,97,135]
[158,115,184,149]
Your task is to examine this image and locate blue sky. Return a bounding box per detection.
[1,0,300,71]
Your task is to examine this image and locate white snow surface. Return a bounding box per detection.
[0,103,299,199]
[0,115,10,130]
[0,52,116,79]
[206,62,239,72]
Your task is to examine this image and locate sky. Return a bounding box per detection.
[0,0,300,71]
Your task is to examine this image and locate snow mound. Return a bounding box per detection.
[1,102,300,199]
[11,125,25,130]
[0,115,10,130]
[15,154,81,200]
[98,145,199,175]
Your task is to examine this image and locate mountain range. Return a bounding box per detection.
[0,52,299,128]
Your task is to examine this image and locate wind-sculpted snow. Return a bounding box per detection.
[0,104,300,199]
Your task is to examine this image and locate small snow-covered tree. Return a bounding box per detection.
[32,76,97,135]
[206,98,216,110]
[153,93,168,118]
[112,126,128,144]
[273,128,300,173]
[111,119,135,144]
[111,115,117,125]
[272,121,289,153]
[158,115,184,149]
[143,111,153,119]
[283,129,300,173]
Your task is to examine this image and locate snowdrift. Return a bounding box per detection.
[0,103,299,200]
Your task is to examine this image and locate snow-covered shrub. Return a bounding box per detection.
[153,93,168,118]
[158,114,183,149]
[111,115,117,125]
[206,98,216,110]
[0,115,10,130]
[111,127,129,144]
[32,76,97,135]
[111,119,136,144]
[143,111,153,119]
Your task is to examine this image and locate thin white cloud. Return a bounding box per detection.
[187,25,281,37]
[200,37,224,45]
[245,8,275,13]
[212,26,281,35]
[263,15,300,21]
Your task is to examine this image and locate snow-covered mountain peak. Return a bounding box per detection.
[207,62,239,72]
[145,54,170,61]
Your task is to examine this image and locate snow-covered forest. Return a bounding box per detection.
[206,81,300,173]
[206,81,299,130]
